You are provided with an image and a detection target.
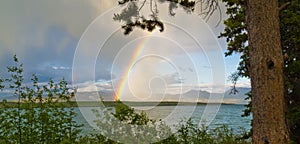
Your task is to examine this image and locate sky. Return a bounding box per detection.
[0,0,250,101]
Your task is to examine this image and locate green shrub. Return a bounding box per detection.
[83,101,251,144]
[91,101,172,143]
[0,55,82,143]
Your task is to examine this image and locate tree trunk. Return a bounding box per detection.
[246,0,289,143]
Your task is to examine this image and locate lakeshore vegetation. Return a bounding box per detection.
[0,56,251,143]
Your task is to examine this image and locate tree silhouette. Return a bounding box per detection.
[113,0,220,35]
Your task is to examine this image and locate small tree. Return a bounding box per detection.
[0,55,82,143]
[93,101,172,143]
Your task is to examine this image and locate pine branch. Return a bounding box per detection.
[278,2,291,11]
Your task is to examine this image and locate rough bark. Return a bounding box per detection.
[246,0,289,143]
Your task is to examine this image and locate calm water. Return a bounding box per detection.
[74,104,252,134]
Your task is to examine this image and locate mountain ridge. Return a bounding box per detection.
[73,87,251,104]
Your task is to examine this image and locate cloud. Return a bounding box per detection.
[76,79,113,93]
[52,66,70,70]
[0,0,119,82]
[159,72,184,84]
[0,0,233,97]
[0,0,117,50]
[0,0,117,53]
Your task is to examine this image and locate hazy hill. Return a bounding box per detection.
[1,87,251,104]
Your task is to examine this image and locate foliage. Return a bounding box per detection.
[280,1,300,142]
[92,101,172,143]
[113,0,219,35]
[172,119,214,143]
[0,55,82,143]
[219,0,248,77]
[0,55,251,143]
[219,0,300,142]
[158,119,250,144]
[83,101,250,143]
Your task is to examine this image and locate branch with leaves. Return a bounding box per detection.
[114,0,220,35]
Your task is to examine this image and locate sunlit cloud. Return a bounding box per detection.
[52,66,70,70]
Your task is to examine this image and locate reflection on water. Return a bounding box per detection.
[74,104,252,134]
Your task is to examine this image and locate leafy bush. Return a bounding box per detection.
[0,55,82,143]
[91,101,172,143]
[83,101,251,144]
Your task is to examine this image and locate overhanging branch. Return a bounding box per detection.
[114,0,220,35]
[278,2,291,11]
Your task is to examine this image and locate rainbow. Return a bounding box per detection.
[114,35,153,101]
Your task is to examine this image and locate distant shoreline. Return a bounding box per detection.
[0,101,244,108]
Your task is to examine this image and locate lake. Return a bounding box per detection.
[74,104,252,135]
